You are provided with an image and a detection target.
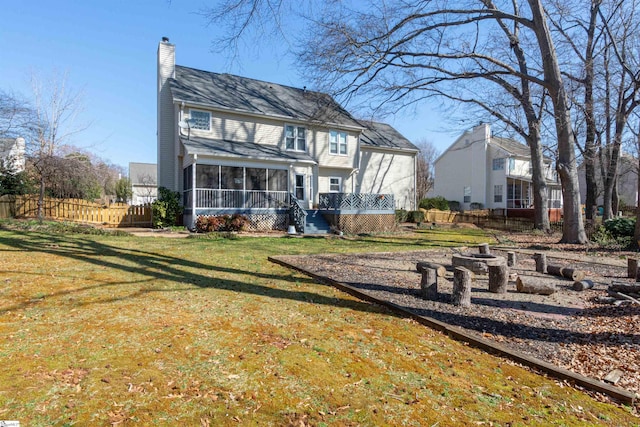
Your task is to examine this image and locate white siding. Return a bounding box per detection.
[357,148,416,210]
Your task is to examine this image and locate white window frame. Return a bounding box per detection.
[189,109,211,131]
[285,125,306,152]
[329,130,348,155]
[329,177,342,193]
[492,157,505,171]
[494,184,503,203]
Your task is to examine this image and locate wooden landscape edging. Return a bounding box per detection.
[268,255,637,406]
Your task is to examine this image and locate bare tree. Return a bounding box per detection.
[202,0,588,242]
[0,90,34,139]
[29,71,87,219]
[414,138,438,200]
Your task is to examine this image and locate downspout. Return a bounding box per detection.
[414,153,417,210]
[191,154,197,230]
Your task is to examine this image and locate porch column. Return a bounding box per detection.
[191,154,197,228]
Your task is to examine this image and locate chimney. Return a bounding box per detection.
[157,38,176,190]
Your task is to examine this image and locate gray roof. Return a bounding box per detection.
[129,162,157,185]
[491,136,553,162]
[170,66,362,128]
[182,136,316,164]
[360,121,418,151]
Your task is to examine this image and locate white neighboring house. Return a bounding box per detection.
[156,38,418,232]
[433,123,562,211]
[578,153,638,209]
[0,137,26,173]
[129,162,157,205]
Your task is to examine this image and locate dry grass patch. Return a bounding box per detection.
[0,227,637,426]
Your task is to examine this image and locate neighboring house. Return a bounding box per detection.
[157,38,418,232]
[129,162,158,205]
[0,137,26,173]
[433,123,562,213]
[578,153,638,209]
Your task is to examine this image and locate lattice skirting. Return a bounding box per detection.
[245,213,289,231]
[323,213,397,234]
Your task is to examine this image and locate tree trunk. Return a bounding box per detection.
[488,263,509,294]
[516,276,556,295]
[534,252,547,273]
[573,280,594,291]
[507,251,516,267]
[452,267,472,307]
[416,261,446,278]
[419,267,438,300]
[527,0,587,244]
[627,258,638,279]
[478,243,490,254]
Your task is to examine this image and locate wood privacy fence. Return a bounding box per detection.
[0,195,152,228]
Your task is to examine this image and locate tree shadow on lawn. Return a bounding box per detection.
[0,232,390,317]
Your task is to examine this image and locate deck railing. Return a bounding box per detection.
[318,193,395,211]
[289,194,307,233]
[192,189,289,209]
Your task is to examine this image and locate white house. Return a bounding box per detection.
[433,123,562,211]
[578,153,638,209]
[129,162,157,205]
[156,38,418,232]
[0,137,26,173]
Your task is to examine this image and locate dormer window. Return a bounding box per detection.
[190,110,211,131]
[285,125,306,151]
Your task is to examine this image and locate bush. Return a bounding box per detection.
[195,214,249,233]
[470,202,484,210]
[603,217,635,238]
[406,210,425,224]
[395,209,409,223]
[151,187,183,228]
[448,200,461,211]
[419,196,449,211]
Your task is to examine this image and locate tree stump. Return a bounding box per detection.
[452,267,472,307]
[507,251,516,267]
[488,263,508,294]
[516,276,556,295]
[419,267,438,300]
[451,253,504,274]
[573,279,594,291]
[416,261,446,278]
[628,258,638,279]
[478,243,490,255]
[534,253,547,274]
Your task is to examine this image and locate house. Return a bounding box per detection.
[156,38,418,232]
[129,162,157,205]
[0,137,26,173]
[433,123,562,215]
[578,152,638,210]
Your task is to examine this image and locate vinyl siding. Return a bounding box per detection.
[357,148,416,210]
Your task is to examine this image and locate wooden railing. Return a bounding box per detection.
[318,193,395,211]
[0,195,152,228]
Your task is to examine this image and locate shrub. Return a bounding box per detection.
[419,196,449,211]
[195,214,249,233]
[151,187,183,228]
[407,210,425,223]
[603,217,635,238]
[470,202,484,210]
[395,209,409,223]
[448,200,461,211]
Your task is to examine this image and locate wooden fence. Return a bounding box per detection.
[0,195,152,228]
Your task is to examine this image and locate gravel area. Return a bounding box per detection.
[276,247,640,401]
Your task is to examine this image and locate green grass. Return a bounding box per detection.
[0,221,637,426]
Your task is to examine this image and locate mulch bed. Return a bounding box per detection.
[275,246,639,402]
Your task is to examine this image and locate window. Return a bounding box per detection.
[329,177,341,193]
[330,131,347,155]
[285,125,306,151]
[268,169,288,191]
[196,165,219,188]
[494,185,503,203]
[463,186,471,203]
[492,158,505,170]
[246,168,267,191]
[190,110,211,131]
[508,158,515,172]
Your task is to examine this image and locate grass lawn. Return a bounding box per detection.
[0,224,637,426]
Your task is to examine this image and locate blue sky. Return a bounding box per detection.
[1,1,454,172]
